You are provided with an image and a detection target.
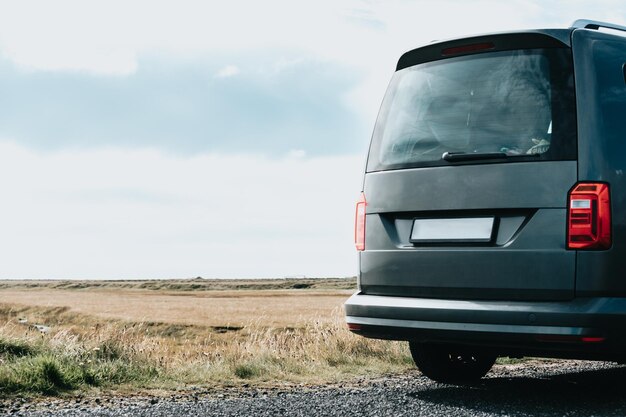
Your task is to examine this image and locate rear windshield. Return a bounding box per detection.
[367,48,576,172]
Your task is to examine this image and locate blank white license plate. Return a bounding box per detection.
[410,217,495,242]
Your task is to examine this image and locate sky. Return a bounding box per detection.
[0,0,624,279]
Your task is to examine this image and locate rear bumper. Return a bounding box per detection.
[344,293,626,359]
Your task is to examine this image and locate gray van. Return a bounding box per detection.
[344,20,626,383]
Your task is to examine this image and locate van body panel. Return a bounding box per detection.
[362,207,574,300]
[571,29,626,296]
[362,160,577,300]
[345,294,626,359]
[364,161,576,214]
[345,294,626,331]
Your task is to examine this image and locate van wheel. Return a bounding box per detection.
[409,341,496,383]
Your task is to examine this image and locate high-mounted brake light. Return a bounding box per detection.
[355,193,366,251]
[567,182,611,250]
[441,42,495,56]
[535,335,606,343]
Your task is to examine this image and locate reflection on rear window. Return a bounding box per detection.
[368,48,576,171]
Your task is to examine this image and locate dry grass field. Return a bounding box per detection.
[0,278,412,396]
[0,288,351,328]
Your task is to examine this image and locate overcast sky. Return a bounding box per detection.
[0,1,624,279]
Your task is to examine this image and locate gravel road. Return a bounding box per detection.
[5,360,626,416]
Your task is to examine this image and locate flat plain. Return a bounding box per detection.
[0,283,351,328]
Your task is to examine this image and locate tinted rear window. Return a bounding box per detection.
[367,48,576,172]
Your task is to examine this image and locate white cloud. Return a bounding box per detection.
[215,65,240,78]
[0,1,624,116]
[0,3,609,72]
[0,141,363,278]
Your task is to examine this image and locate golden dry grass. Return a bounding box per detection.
[0,278,413,395]
[0,288,352,327]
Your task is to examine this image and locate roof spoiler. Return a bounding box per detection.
[571,19,626,33]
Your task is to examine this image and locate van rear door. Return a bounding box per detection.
[361,33,577,301]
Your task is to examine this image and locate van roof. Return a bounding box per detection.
[397,29,571,71]
[397,20,626,71]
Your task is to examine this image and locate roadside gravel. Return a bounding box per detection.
[5,360,626,416]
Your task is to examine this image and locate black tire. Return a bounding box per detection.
[409,341,497,383]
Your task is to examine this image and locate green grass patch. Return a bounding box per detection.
[1,355,160,395]
[0,338,36,357]
[0,335,159,396]
[233,362,266,379]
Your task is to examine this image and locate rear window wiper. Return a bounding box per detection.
[441,151,541,162]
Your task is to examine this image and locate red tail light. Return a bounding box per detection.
[355,193,366,251]
[567,182,611,250]
[347,323,363,332]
